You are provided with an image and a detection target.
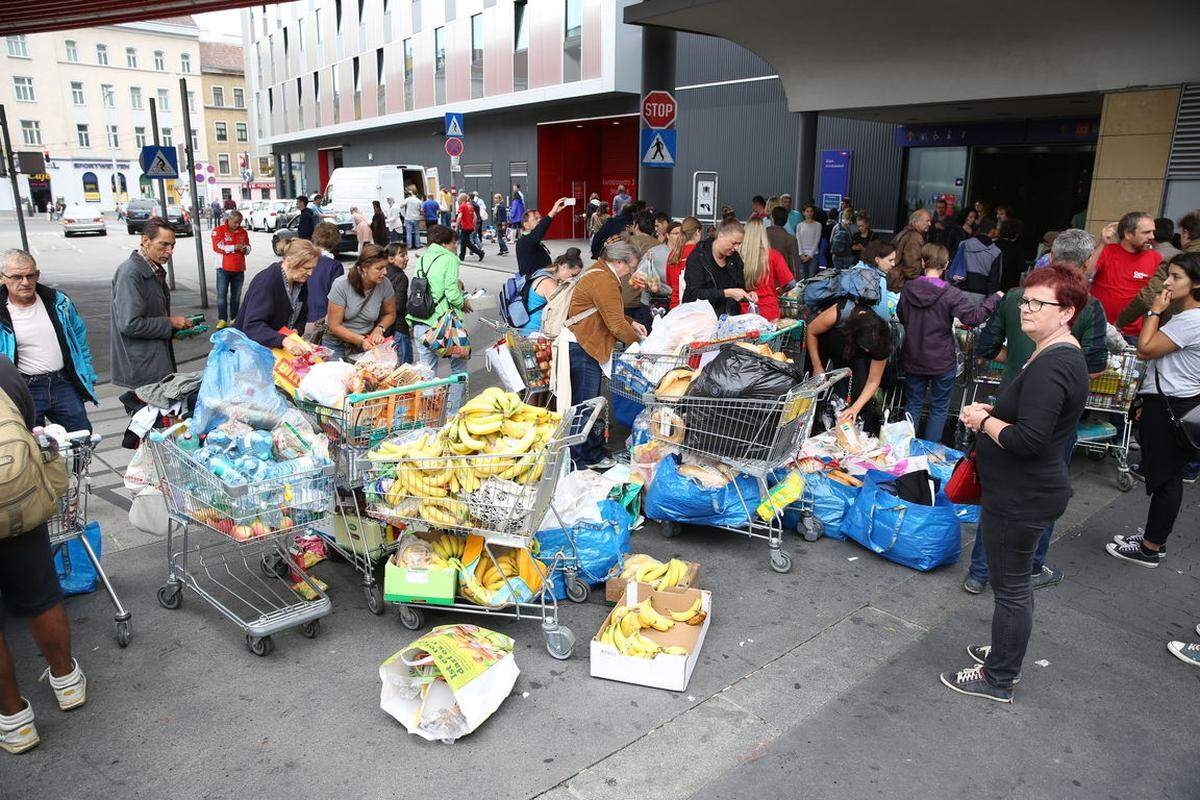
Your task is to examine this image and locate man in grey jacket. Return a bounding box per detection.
[110,218,188,389]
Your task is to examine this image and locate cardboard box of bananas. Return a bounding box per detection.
[591,584,713,691]
[605,554,700,603]
[366,387,564,533]
[456,533,548,607]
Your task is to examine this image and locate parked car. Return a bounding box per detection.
[271,210,357,256]
[125,198,160,234]
[61,205,106,237]
[251,199,296,232]
[245,200,270,229]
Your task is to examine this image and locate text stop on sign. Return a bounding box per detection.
[642,90,677,129]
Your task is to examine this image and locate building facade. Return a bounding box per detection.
[199,41,274,203]
[1,20,209,211]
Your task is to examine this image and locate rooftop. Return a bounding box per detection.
[199,40,244,75]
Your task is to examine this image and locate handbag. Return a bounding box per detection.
[1155,372,1200,449]
[944,446,982,505]
[423,310,471,359]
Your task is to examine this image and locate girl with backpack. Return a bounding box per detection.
[407,225,469,413]
[521,255,582,336]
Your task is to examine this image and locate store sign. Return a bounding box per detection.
[819,150,852,210]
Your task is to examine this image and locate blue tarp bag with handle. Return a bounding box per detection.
[839,469,961,571]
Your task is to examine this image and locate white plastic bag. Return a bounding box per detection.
[485,340,525,393]
[714,313,771,340]
[640,300,718,355]
[128,487,169,536]
[123,444,159,493]
[539,469,620,530]
[880,416,916,460]
[297,360,357,407]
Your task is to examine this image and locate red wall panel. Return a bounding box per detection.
[413,32,434,109]
[338,60,355,124]
[384,41,404,113]
[530,0,562,90]
[538,117,638,240]
[484,4,513,97]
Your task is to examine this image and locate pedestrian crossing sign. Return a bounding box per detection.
[445,112,465,138]
[640,128,676,169]
[139,146,179,179]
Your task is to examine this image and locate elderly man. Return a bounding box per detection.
[0,250,96,432]
[111,218,189,390]
[210,210,251,329]
[890,209,933,291]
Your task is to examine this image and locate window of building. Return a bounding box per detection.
[297,18,305,51]
[161,128,173,147]
[212,86,225,107]
[77,124,91,148]
[376,47,386,114]
[236,122,248,142]
[134,127,146,148]
[315,7,324,43]
[444,0,455,21]
[402,38,413,111]
[335,0,343,31]
[101,84,115,108]
[513,1,528,92]
[312,70,321,115]
[268,35,275,83]
[352,56,362,119]
[65,40,78,62]
[330,65,339,117]
[282,27,289,57]
[71,82,86,106]
[12,76,34,102]
[81,172,99,199]
[190,128,199,151]
[187,91,195,112]
[107,125,119,148]
[233,87,244,108]
[6,36,30,58]
[157,88,170,111]
[218,153,231,174]
[154,50,165,71]
[563,0,582,83]
[126,47,137,68]
[296,76,304,124]
[128,86,142,109]
[470,14,483,100]
[181,52,191,73]
[96,44,108,65]
[434,26,446,105]
[215,121,228,141]
[259,156,272,174]
[20,120,42,146]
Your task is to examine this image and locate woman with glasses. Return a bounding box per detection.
[944,263,1089,703]
[235,238,318,356]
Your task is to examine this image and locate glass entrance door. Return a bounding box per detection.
[904,146,968,220]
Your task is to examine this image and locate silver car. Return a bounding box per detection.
[62,205,107,237]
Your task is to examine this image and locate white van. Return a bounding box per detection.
[323,165,440,212]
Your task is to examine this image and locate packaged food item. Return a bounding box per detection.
[649,408,686,443]
[655,368,698,398]
[756,470,806,521]
[835,418,865,453]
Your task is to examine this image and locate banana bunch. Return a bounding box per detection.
[669,596,707,626]
[419,498,469,527]
[427,534,466,571]
[622,556,691,592]
[459,548,548,606]
[599,601,689,659]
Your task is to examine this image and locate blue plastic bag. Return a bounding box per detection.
[781,471,860,541]
[839,470,961,571]
[611,360,653,428]
[536,500,632,600]
[644,455,759,528]
[54,521,101,596]
[909,439,980,523]
[191,328,288,435]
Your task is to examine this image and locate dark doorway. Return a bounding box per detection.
[969,145,1095,259]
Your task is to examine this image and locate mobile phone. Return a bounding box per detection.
[562,197,576,206]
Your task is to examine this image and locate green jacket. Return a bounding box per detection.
[406,243,465,327]
[977,288,1109,384]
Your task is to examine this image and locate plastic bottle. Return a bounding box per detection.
[206,430,233,453]
[245,430,275,460]
[207,454,248,485]
[178,432,200,453]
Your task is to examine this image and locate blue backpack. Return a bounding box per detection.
[802,265,882,313]
[499,269,552,329]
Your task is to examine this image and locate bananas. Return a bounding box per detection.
[654,559,689,591]
[599,599,694,659]
[620,555,692,591]
[427,533,466,568]
[637,599,675,632]
[669,597,703,622]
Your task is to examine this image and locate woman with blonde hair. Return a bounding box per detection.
[738,218,796,321]
[763,196,782,226]
[236,238,319,355]
[667,216,703,309]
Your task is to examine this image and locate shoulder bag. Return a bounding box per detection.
[944,445,982,505]
[1155,371,1200,449]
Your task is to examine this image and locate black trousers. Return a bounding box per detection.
[458,229,484,260]
[1138,393,1200,546]
[979,509,1048,689]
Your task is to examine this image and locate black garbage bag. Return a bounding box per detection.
[681,346,804,462]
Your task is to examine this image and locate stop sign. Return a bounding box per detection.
[641,90,677,129]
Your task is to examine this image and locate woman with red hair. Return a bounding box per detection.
[942,262,1089,704]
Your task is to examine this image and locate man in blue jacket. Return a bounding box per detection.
[0,249,97,432]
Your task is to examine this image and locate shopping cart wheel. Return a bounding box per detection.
[1117,471,1134,492]
[658,520,681,539]
[544,624,576,660]
[565,574,590,604]
[799,515,824,543]
[364,583,385,616]
[769,550,793,574]
[157,584,182,610]
[1085,448,1106,462]
[301,620,321,639]
[398,605,425,631]
[245,635,275,657]
[115,619,132,648]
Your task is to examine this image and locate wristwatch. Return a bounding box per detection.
[1146,311,1161,319]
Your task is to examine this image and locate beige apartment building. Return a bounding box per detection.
[198,41,274,203]
[1,18,208,211]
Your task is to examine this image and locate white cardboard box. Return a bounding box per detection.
[589,583,712,692]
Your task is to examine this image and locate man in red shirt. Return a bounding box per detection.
[1087,211,1159,339]
[455,193,484,262]
[210,210,251,327]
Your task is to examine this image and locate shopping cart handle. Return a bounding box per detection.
[345,372,468,404]
[806,367,853,393]
[755,320,804,343]
[556,397,606,448]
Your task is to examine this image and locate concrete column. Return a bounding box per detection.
[794,111,818,203]
[637,26,676,215]
[1085,86,1181,236]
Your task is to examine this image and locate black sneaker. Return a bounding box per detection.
[966,645,1020,684]
[1105,539,1160,568]
[939,664,1013,703]
[1112,531,1165,557]
[1183,463,1199,485]
[1030,564,1064,589]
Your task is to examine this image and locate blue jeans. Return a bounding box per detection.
[568,342,606,466]
[905,367,958,442]
[393,330,413,364]
[968,432,1077,582]
[411,322,467,414]
[25,370,91,433]
[405,220,421,250]
[389,229,402,244]
[215,269,244,321]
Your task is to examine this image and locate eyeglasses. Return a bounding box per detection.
[1017,296,1063,312]
[1,271,39,283]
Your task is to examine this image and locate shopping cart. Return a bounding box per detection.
[1075,347,1141,491]
[363,398,605,659]
[148,424,335,656]
[44,431,132,647]
[293,374,466,614]
[480,319,553,403]
[641,368,850,573]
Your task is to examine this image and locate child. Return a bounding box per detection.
[385,243,413,363]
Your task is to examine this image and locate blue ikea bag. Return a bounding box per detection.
[54,521,101,596]
[610,359,654,428]
[839,470,961,571]
[535,500,632,600]
[908,439,980,523]
[780,471,860,541]
[644,455,759,528]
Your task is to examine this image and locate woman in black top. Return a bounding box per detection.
[945,263,1089,703]
[806,302,892,435]
[370,201,388,247]
[681,220,751,316]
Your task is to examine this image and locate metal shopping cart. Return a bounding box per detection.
[480,319,553,404]
[1075,347,1141,491]
[149,425,334,656]
[363,398,605,659]
[293,375,466,614]
[641,368,850,573]
[44,432,132,647]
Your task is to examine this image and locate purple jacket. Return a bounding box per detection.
[898,276,999,376]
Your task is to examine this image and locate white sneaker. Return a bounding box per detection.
[0,700,40,754]
[40,659,86,711]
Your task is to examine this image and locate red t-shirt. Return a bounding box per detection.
[668,243,698,309]
[1090,243,1161,336]
[457,201,476,231]
[740,248,794,321]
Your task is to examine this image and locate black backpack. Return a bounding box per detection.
[408,250,446,319]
